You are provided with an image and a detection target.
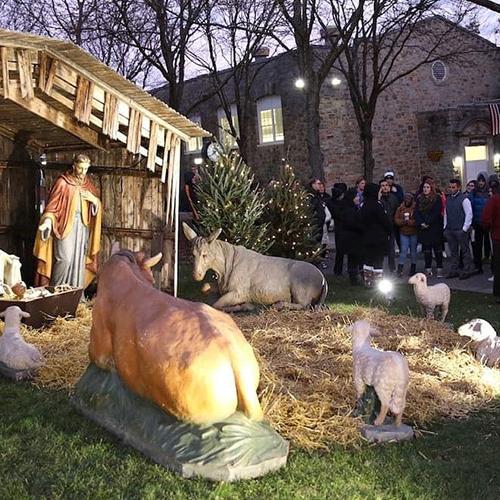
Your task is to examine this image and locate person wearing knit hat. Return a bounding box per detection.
[384,170,404,204]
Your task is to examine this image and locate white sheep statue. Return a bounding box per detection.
[408,273,450,322]
[0,306,43,371]
[349,320,409,426]
[458,319,500,368]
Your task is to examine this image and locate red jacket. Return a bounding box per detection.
[481,194,500,243]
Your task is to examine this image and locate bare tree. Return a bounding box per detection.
[335,0,482,180]
[0,0,151,84]
[269,0,365,179]
[110,0,212,110]
[467,0,500,13]
[190,0,280,161]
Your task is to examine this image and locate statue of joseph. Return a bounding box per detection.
[33,154,102,288]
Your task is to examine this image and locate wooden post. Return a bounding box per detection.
[161,129,172,183]
[0,47,9,98]
[146,121,159,172]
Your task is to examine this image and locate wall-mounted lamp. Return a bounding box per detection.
[494,152,500,168]
[452,155,464,178]
[331,77,341,86]
[294,78,305,89]
[193,157,203,165]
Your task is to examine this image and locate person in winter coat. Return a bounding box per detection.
[415,179,444,277]
[471,172,491,273]
[355,176,366,207]
[383,170,404,203]
[308,178,332,268]
[444,178,475,280]
[394,193,418,277]
[359,183,391,286]
[481,186,500,302]
[379,178,399,272]
[336,188,364,285]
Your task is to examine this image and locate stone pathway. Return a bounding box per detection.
[322,233,493,295]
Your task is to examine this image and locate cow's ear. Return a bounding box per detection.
[111,241,120,255]
[182,222,198,242]
[207,228,222,243]
[144,253,162,269]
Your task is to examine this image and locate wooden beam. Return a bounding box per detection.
[37,52,57,95]
[16,49,34,100]
[126,107,142,154]
[1,46,10,98]
[102,92,119,140]
[74,75,94,124]
[45,48,191,142]
[6,84,106,151]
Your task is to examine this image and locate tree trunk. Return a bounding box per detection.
[361,123,375,182]
[305,83,324,180]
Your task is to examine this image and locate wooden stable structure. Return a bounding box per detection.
[0,30,208,293]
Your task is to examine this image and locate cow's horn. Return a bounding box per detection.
[144,252,162,268]
[207,228,222,243]
[182,222,198,242]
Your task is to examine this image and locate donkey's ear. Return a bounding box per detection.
[111,241,121,255]
[206,228,222,243]
[182,222,198,242]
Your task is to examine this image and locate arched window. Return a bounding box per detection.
[217,104,239,148]
[257,95,284,144]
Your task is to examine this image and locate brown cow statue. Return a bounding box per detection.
[89,248,264,425]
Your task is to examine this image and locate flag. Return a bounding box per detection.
[490,103,500,136]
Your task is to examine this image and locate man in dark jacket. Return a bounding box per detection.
[471,172,491,273]
[379,178,399,272]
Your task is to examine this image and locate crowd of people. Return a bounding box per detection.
[308,170,500,302]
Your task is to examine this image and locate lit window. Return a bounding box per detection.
[257,95,284,145]
[217,105,239,148]
[187,115,203,153]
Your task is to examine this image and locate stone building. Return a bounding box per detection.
[154,17,500,192]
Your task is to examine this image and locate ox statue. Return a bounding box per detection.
[182,223,328,312]
[89,248,264,425]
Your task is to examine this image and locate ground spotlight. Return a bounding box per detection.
[377,278,394,295]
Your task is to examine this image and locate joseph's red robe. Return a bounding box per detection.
[33,171,102,287]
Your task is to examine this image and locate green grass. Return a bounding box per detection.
[0,269,499,499]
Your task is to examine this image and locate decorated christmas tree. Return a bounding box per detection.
[264,164,321,260]
[195,149,271,253]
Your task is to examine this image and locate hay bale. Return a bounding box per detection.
[15,303,500,450]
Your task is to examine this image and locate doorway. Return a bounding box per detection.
[464,145,488,182]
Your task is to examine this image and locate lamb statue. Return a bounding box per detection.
[408,273,450,322]
[0,306,43,371]
[458,319,500,368]
[349,320,409,426]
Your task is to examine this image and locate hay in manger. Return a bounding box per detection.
[19,305,500,450]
